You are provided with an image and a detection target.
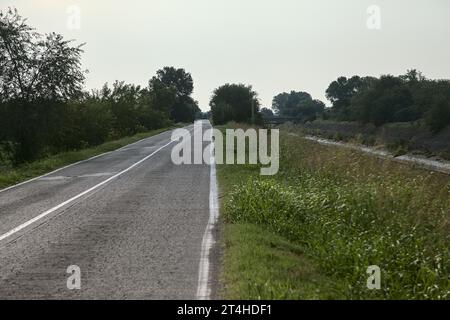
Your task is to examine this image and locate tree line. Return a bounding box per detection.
[0,8,199,167]
[210,69,450,135]
[266,70,450,134]
[324,70,450,133]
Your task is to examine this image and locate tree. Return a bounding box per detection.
[260,107,274,118]
[149,67,193,97]
[400,69,426,83]
[426,93,450,133]
[148,67,198,122]
[325,71,450,132]
[210,84,261,125]
[211,102,234,125]
[272,91,325,121]
[325,76,375,120]
[0,8,85,103]
[351,75,414,126]
[171,95,199,123]
[0,8,177,165]
[0,8,86,161]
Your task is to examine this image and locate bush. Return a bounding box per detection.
[0,141,17,169]
[426,95,450,133]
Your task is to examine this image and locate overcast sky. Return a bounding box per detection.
[2,0,450,110]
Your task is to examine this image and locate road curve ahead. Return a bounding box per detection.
[0,121,218,299]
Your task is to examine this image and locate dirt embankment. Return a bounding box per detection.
[290,120,450,160]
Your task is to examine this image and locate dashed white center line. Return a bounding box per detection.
[0,140,176,243]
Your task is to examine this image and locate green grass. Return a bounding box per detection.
[218,162,347,300]
[0,126,178,190]
[218,124,450,300]
[223,223,347,300]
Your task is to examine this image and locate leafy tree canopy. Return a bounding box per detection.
[210,83,261,125]
[272,91,325,121]
[0,8,85,103]
[149,67,198,123]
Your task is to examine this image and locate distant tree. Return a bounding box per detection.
[171,95,199,123]
[426,94,450,133]
[260,107,274,117]
[210,84,261,125]
[149,67,194,97]
[324,71,450,132]
[211,102,234,125]
[272,93,289,116]
[149,67,198,123]
[400,69,426,83]
[273,91,310,117]
[195,111,209,120]
[351,75,414,126]
[272,91,325,121]
[325,76,375,120]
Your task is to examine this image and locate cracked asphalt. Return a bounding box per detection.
[0,121,218,299]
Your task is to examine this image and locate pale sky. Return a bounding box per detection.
[2,0,450,111]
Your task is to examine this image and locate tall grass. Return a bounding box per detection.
[224,132,450,299]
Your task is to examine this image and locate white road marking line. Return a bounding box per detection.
[0,139,176,243]
[0,127,185,194]
[0,151,115,194]
[39,172,118,181]
[197,124,219,300]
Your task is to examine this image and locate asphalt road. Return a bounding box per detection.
[0,121,218,299]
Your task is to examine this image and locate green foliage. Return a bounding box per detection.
[0,8,85,102]
[223,223,343,299]
[272,91,325,121]
[226,177,450,299]
[260,107,274,118]
[426,94,450,134]
[326,70,450,132]
[0,141,16,169]
[0,127,175,190]
[0,9,189,165]
[325,76,374,120]
[149,66,199,123]
[210,83,262,125]
[352,76,414,126]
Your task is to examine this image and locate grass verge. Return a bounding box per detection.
[218,124,450,300]
[0,126,178,190]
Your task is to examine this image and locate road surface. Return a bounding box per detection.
[0,121,219,299]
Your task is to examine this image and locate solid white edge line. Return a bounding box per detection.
[197,123,219,300]
[0,137,180,243]
[0,126,187,195]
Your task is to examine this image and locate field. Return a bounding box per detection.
[218,124,450,300]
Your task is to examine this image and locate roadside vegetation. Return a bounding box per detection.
[292,120,450,161]
[0,8,199,171]
[218,124,450,300]
[268,70,450,135]
[0,126,182,190]
[210,84,263,125]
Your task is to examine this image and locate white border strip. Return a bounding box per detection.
[0,140,176,242]
[197,124,219,300]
